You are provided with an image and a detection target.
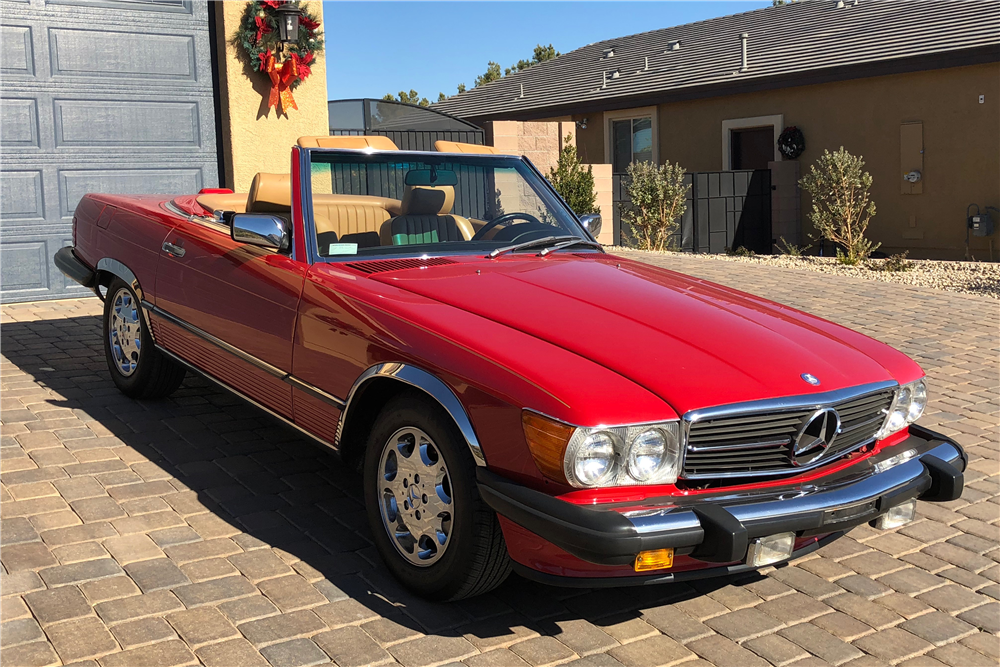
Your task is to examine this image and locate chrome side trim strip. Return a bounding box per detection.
[156,345,338,454]
[286,375,346,410]
[337,362,486,466]
[144,303,287,379]
[142,303,346,409]
[683,380,898,424]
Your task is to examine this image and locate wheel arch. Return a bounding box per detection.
[96,258,155,336]
[336,363,486,470]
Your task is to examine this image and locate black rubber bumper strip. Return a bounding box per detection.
[476,468,704,567]
[53,247,96,288]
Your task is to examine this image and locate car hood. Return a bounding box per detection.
[371,255,909,415]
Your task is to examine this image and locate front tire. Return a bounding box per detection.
[363,394,510,600]
[103,278,185,399]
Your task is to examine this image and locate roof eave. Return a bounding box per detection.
[453,44,1000,124]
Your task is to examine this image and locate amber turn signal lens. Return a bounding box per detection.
[522,411,574,483]
[634,548,674,572]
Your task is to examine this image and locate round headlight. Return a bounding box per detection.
[907,381,926,423]
[627,429,666,481]
[572,432,616,486]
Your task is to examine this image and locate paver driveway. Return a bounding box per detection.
[1,251,997,667]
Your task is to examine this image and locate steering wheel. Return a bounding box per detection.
[472,212,543,241]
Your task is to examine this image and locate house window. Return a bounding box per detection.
[611,117,653,173]
[605,107,658,174]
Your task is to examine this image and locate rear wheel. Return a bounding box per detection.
[363,394,510,600]
[103,278,185,399]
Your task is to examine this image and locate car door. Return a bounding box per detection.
[152,215,306,419]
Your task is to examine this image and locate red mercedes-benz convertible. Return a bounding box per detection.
[55,136,965,600]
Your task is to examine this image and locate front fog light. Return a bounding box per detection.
[873,499,916,529]
[746,532,795,567]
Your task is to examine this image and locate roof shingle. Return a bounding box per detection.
[433,0,1000,121]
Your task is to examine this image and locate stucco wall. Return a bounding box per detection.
[571,63,999,259]
[215,2,329,193]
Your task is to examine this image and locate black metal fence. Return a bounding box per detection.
[614,169,772,254]
[329,99,485,152]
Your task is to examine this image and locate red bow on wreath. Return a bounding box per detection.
[265,52,300,114]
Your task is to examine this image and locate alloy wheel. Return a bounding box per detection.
[109,287,142,377]
[377,426,454,566]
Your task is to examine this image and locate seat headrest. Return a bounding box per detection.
[247,173,290,213]
[401,185,455,216]
[434,140,501,154]
[297,135,398,150]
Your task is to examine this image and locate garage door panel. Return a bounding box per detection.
[1,25,34,75]
[1,172,46,221]
[49,27,197,80]
[59,168,205,215]
[1,0,218,303]
[54,100,201,147]
[1,99,40,147]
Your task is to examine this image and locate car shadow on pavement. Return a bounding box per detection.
[2,313,761,651]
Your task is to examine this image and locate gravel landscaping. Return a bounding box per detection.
[609,248,1000,299]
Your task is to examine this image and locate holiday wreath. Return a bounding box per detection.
[777,126,805,160]
[234,1,325,114]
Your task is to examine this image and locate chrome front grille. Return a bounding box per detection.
[682,387,895,480]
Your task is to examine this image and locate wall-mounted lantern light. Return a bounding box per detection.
[276,3,302,43]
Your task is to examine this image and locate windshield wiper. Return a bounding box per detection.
[537,238,603,256]
[486,235,578,258]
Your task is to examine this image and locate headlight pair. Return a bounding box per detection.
[522,412,681,488]
[877,379,927,440]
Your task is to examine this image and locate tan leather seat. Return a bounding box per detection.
[380,183,474,246]
[196,192,247,214]
[313,195,401,252]
[297,136,398,150]
[247,173,291,214]
[434,140,502,154]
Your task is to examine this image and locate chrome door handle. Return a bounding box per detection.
[162,241,185,257]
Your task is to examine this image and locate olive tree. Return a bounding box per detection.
[548,136,599,215]
[621,160,688,251]
[801,147,880,264]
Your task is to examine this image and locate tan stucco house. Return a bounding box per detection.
[434,0,1000,260]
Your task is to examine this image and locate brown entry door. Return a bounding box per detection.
[731,127,774,170]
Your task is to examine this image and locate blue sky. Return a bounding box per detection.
[322,2,771,102]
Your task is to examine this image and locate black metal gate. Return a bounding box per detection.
[614,169,772,254]
[328,99,484,151]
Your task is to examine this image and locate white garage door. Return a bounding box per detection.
[1,0,219,303]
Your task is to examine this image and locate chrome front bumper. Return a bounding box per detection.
[479,425,965,568]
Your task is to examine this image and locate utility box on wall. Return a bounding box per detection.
[900,122,923,195]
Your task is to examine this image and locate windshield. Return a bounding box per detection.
[306,150,588,259]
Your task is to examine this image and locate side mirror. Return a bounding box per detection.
[231,214,290,252]
[578,213,602,238]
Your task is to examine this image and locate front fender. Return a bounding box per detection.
[337,362,486,465]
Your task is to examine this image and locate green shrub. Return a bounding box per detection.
[800,147,880,265]
[548,136,599,215]
[777,236,811,257]
[621,160,688,251]
[870,251,914,272]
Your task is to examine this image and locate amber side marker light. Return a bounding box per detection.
[522,411,574,483]
[634,548,674,572]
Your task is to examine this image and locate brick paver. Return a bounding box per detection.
[2,251,997,666]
